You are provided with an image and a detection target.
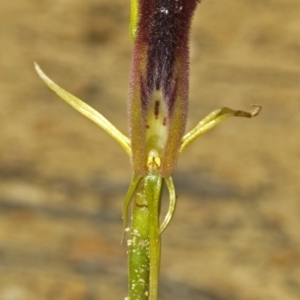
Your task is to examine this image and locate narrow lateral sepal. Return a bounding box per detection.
[34,62,131,155]
[180,105,262,153]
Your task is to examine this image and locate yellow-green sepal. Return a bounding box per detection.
[130,0,139,41]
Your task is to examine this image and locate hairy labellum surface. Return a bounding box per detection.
[128,0,200,177]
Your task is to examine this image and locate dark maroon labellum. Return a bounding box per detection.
[128,0,200,176]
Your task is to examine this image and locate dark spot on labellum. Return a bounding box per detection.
[146,124,150,129]
[163,117,167,126]
[154,100,160,119]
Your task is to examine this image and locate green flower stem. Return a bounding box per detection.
[128,175,162,300]
[145,175,162,300]
[128,177,150,300]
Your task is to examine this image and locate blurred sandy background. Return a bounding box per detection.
[0,0,300,299]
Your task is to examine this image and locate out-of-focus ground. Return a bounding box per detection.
[0,0,300,299]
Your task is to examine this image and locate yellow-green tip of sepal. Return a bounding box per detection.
[130,0,139,41]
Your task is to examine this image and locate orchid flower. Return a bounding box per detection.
[35,0,261,299]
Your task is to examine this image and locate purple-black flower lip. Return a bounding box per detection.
[128,0,200,177]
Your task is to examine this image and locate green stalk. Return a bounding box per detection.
[128,178,150,300]
[145,175,162,300]
[128,175,162,300]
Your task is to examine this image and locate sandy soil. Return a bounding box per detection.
[0,0,300,299]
